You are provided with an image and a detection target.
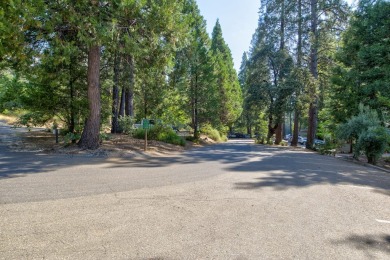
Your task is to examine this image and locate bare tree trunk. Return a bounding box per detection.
[275,122,283,145]
[291,109,299,146]
[307,0,318,150]
[193,75,199,139]
[125,55,135,117]
[79,45,101,149]
[68,56,76,137]
[274,0,285,146]
[291,0,303,147]
[111,52,120,133]
[119,86,125,117]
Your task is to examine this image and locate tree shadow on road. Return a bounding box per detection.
[2,141,390,199]
[330,234,390,258]
[104,141,266,169]
[0,141,259,179]
[230,147,390,193]
[0,151,105,179]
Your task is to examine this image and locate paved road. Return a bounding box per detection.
[0,131,390,259]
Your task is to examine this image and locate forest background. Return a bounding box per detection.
[0,0,389,162]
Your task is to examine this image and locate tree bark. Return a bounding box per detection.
[78,45,101,149]
[119,86,125,117]
[125,55,135,117]
[68,55,76,137]
[111,52,120,133]
[291,109,299,146]
[291,0,303,147]
[275,122,283,145]
[307,0,318,150]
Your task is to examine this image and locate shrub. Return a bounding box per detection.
[201,124,224,142]
[355,126,389,164]
[133,124,185,146]
[118,116,136,135]
[337,104,389,164]
[63,132,81,145]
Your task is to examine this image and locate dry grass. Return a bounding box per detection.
[0,114,18,124]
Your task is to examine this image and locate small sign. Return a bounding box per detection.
[142,119,150,129]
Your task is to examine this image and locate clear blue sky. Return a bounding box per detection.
[196,0,356,72]
[196,0,260,72]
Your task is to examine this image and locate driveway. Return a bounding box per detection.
[0,134,389,259]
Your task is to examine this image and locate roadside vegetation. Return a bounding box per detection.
[0,0,389,164]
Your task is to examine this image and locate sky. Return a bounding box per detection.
[196,0,356,72]
[196,0,260,72]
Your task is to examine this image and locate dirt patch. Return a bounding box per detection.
[5,128,217,157]
[336,153,390,172]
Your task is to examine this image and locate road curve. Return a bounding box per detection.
[1,138,389,259]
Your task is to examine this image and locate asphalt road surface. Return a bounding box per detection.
[1,130,390,259]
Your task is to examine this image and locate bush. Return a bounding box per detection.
[201,124,225,142]
[133,124,185,146]
[337,104,389,164]
[63,132,81,145]
[118,116,135,135]
[355,126,389,164]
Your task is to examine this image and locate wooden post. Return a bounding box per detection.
[55,129,59,144]
[144,128,148,151]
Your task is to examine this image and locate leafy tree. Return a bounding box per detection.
[338,104,389,164]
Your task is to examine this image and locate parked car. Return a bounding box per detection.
[228,133,236,138]
[235,133,245,138]
[314,139,325,145]
[287,135,306,144]
[298,136,307,145]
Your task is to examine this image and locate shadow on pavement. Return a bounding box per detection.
[232,149,390,192]
[0,151,104,179]
[1,141,390,197]
[0,141,258,179]
[331,234,390,258]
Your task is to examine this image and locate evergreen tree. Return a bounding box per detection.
[245,0,295,144]
[170,0,216,138]
[331,0,390,124]
[210,20,243,129]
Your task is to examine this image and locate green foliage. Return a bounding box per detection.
[0,71,25,112]
[133,124,185,146]
[200,124,226,142]
[355,126,389,165]
[211,20,243,126]
[338,104,389,164]
[63,132,81,146]
[17,111,52,127]
[337,104,381,141]
[332,0,390,123]
[118,116,136,135]
[100,133,111,141]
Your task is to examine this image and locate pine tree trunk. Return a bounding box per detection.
[292,0,303,147]
[78,45,101,149]
[125,55,135,117]
[119,86,125,117]
[193,76,199,139]
[111,52,120,133]
[307,0,318,150]
[291,109,299,146]
[275,123,283,145]
[69,60,76,136]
